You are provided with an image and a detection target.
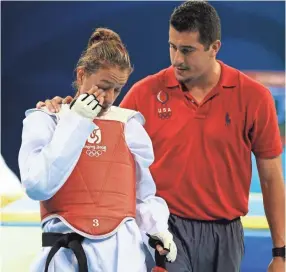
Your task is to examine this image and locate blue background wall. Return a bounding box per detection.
[1,1,285,181]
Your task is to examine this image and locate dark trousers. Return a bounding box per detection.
[146,214,245,272]
[165,214,245,272]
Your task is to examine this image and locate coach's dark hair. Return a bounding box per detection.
[170,1,221,50]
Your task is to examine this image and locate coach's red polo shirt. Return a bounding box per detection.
[120,61,282,220]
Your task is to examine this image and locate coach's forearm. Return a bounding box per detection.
[261,179,285,247]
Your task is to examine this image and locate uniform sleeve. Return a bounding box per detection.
[124,116,170,234]
[18,109,96,201]
[119,84,138,111]
[250,89,283,158]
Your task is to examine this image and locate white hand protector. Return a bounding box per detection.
[70,93,102,119]
[148,231,177,262]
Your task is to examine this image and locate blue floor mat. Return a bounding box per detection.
[242,230,272,272]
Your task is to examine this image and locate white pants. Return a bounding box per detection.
[31,220,147,272]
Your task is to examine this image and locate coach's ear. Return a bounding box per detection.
[209,40,221,57]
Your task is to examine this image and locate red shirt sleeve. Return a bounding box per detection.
[120,84,138,111]
[250,89,283,158]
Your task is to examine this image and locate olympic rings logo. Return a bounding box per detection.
[158,112,172,119]
[86,149,104,157]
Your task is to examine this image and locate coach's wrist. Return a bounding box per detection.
[272,246,285,259]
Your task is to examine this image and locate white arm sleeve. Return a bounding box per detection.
[124,116,170,235]
[18,109,96,201]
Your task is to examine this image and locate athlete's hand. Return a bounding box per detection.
[147,231,177,262]
[70,86,105,119]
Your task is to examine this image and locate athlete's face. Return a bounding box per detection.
[76,66,130,113]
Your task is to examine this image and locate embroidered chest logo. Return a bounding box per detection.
[87,128,102,144]
[156,90,172,119]
[85,128,107,157]
[225,112,231,126]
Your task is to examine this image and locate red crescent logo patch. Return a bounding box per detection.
[156,91,169,104]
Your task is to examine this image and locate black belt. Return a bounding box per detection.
[42,232,88,272]
[43,232,168,272]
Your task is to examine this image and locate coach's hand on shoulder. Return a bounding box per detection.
[148,231,177,263]
[36,96,73,113]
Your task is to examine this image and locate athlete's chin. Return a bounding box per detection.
[97,105,111,117]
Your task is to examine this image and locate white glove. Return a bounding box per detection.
[148,231,177,262]
[70,93,102,119]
